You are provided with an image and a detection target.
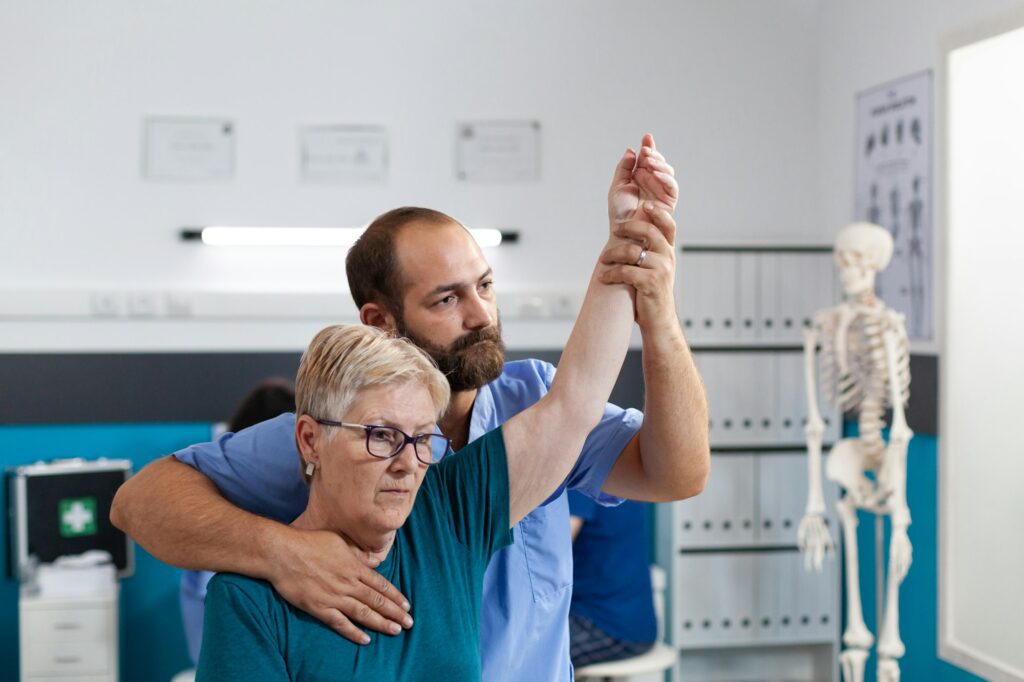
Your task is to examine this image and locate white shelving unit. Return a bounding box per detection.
[658,246,842,682]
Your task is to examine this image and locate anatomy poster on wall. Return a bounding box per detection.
[854,71,933,342]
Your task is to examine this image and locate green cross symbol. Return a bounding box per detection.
[59,497,97,538]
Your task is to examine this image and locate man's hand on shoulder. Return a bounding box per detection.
[266,526,413,644]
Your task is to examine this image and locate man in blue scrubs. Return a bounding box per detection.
[111,135,709,680]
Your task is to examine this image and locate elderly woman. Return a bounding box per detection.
[195,168,677,681]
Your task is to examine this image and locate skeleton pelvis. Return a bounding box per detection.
[827,438,876,501]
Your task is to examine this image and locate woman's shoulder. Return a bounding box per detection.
[206,572,281,610]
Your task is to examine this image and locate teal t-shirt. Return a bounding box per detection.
[196,427,513,681]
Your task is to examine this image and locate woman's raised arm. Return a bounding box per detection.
[504,137,678,525]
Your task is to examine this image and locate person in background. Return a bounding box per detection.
[569,489,657,667]
[180,378,296,665]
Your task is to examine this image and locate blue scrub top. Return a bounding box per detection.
[568,491,656,643]
[176,359,642,681]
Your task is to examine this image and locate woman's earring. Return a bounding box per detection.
[305,461,316,477]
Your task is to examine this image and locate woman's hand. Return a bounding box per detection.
[608,133,679,226]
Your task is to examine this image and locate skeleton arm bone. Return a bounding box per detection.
[798,322,835,571]
[873,322,915,662]
[876,322,913,518]
[882,324,914,581]
[802,324,828,515]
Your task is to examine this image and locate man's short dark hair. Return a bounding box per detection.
[345,207,459,315]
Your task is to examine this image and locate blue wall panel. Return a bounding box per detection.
[1,423,212,682]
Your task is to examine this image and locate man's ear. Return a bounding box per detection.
[295,415,323,464]
[360,302,398,332]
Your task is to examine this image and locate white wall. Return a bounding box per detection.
[0,0,821,350]
[815,0,1024,355]
[815,0,1024,233]
[943,14,1024,682]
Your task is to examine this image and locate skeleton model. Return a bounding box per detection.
[797,223,913,682]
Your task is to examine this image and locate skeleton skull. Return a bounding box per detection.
[834,222,894,296]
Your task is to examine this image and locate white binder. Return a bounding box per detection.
[775,351,807,445]
[758,253,781,342]
[676,454,756,549]
[736,253,761,344]
[756,454,807,546]
[675,553,758,648]
[775,254,806,344]
[709,253,740,343]
[677,250,703,340]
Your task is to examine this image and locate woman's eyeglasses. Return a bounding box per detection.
[314,419,452,465]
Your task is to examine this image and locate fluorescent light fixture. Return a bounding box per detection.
[180,226,517,247]
[469,228,504,247]
[201,226,363,246]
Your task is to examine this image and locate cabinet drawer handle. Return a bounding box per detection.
[54,655,82,664]
[54,622,82,630]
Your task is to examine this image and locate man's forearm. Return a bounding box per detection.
[637,322,710,499]
[110,456,286,577]
[600,316,710,502]
[113,455,415,642]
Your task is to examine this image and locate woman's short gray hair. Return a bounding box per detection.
[297,324,450,421]
[295,325,451,478]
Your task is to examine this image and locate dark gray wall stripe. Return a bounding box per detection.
[1,353,303,425]
[840,354,938,436]
[0,350,934,435]
[907,354,938,435]
[0,350,646,425]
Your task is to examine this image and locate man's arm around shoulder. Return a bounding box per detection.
[111,455,283,574]
[110,454,413,643]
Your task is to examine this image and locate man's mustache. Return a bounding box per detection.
[450,326,503,353]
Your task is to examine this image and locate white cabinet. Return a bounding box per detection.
[19,590,118,682]
[663,245,842,682]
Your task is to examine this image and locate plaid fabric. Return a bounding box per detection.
[569,614,655,667]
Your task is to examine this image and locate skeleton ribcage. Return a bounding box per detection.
[817,307,911,454]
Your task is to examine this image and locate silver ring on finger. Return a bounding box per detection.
[635,248,648,267]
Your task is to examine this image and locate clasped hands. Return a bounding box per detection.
[600,133,680,328]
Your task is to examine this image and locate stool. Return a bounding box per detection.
[575,565,677,681]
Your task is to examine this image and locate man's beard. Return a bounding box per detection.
[396,317,506,392]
